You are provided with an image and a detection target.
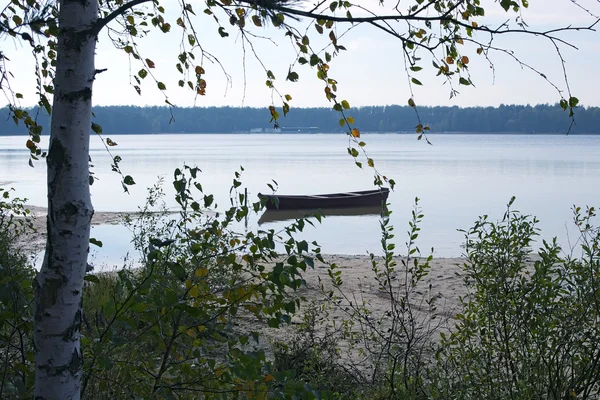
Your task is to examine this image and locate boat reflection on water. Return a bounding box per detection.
[258,205,386,225]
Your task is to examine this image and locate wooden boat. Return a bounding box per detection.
[257,188,390,210]
[258,205,385,225]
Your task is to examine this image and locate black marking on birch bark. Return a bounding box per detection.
[62,202,78,216]
[34,275,67,321]
[36,348,82,377]
[69,348,82,375]
[64,0,91,6]
[62,87,92,103]
[63,309,82,341]
[61,25,97,51]
[47,138,66,169]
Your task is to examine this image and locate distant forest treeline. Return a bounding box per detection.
[2,104,600,134]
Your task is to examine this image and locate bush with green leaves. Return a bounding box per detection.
[317,199,439,400]
[0,188,35,399]
[79,166,330,399]
[432,198,600,400]
[272,301,364,399]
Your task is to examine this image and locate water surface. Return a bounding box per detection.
[2,133,599,266]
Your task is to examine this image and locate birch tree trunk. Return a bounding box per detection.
[33,0,98,398]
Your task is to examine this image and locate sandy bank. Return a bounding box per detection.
[19,206,468,323]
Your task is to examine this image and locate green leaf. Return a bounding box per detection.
[411,78,423,86]
[90,238,103,247]
[559,99,568,110]
[157,82,166,90]
[459,77,470,86]
[91,123,102,134]
[218,27,229,37]
[168,263,187,281]
[569,96,579,107]
[286,71,299,82]
[84,275,100,283]
[124,175,136,185]
[341,100,350,109]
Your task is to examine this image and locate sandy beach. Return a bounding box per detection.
[283,254,468,340]
[20,207,468,329]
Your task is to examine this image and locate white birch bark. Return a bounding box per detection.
[33,0,98,398]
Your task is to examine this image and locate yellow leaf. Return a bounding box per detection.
[446,56,454,64]
[264,374,275,382]
[367,158,374,168]
[351,128,360,138]
[197,325,206,332]
[195,65,205,74]
[189,284,199,298]
[462,56,469,65]
[472,21,478,28]
[186,328,197,338]
[476,47,483,55]
[195,268,209,277]
[347,116,355,124]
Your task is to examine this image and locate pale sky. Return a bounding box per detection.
[2,0,600,109]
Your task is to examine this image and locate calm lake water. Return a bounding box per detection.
[1,134,599,267]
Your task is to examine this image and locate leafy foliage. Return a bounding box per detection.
[79,167,327,399]
[0,188,35,399]
[433,199,600,399]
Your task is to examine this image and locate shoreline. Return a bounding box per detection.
[19,207,468,332]
[19,206,468,319]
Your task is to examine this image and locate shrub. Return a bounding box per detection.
[0,188,35,399]
[79,166,325,399]
[432,198,600,399]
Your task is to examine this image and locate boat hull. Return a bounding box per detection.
[258,188,390,210]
